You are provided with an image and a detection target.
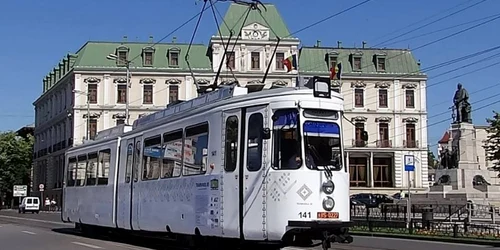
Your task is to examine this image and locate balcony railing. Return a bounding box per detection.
[376,139,392,148]
[351,139,367,147]
[403,140,419,148]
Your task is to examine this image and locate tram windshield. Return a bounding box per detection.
[303,121,342,171]
[272,109,343,171]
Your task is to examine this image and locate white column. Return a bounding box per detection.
[104,74,110,105]
[74,74,83,106]
[185,76,193,100]
[419,80,427,112]
[369,152,374,187]
[393,80,400,111]
[103,111,110,129]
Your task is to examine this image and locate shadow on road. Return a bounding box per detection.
[51,227,168,250]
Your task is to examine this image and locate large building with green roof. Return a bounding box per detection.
[32,1,428,202]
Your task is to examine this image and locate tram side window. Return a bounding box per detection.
[247,113,263,172]
[76,155,87,186]
[162,130,183,178]
[97,149,111,185]
[224,116,239,172]
[67,157,77,186]
[86,152,98,185]
[133,141,141,182]
[125,143,134,183]
[183,123,209,176]
[142,135,162,180]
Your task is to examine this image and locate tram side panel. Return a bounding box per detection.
[63,141,119,228]
[116,138,134,230]
[134,114,225,236]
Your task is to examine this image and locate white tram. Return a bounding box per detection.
[62,77,368,250]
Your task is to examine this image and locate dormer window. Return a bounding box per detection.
[325,51,339,70]
[329,56,337,69]
[353,56,362,71]
[376,56,386,71]
[142,47,155,66]
[168,47,180,67]
[115,46,129,66]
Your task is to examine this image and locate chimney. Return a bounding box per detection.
[316,40,321,47]
[337,41,342,48]
[417,60,421,67]
[149,36,153,43]
[362,41,367,48]
[172,36,177,43]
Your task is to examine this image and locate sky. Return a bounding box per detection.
[0,0,499,153]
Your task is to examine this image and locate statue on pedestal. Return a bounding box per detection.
[452,83,472,123]
[439,147,459,169]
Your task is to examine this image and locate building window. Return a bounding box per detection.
[406,89,415,108]
[275,52,284,70]
[117,51,128,66]
[353,57,362,71]
[354,89,364,107]
[226,52,235,69]
[169,85,178,103]
[354,123,365,147]
[377,57,386,71]
[350,157,367,187]
[143,51,153,66]
[116,119,125,125]
[89,119,97,140]
[373,158,393,187]
[378,89,388,108]
[224,116,239,172]
[169,50,179,67]
[251,52,260,70]
[378,123,390,148]
[329,56,337,69]
[117,85,127,104]
[88,84,97,104]
[143,85,153,104]
[405,123,417,148]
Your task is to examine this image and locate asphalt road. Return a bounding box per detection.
[0,210,498,250]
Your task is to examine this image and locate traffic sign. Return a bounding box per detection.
[404,155,415,171]
[13,185,27,197]
[39,184,44,192]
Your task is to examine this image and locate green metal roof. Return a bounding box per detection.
[42,41,211,93]
[216,3,292,39]
[298,46,424,75]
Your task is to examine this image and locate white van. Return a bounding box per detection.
[19,197,40,214]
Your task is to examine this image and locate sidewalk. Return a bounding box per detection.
[1,209,60,214]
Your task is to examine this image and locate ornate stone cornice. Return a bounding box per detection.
[350,81,366,88]
[113,77,127,84]
[112,113,126,119]
[247,80,263,85]
[84,77,101,83]
[331,80,341,88]
[83,112,101,119]
[139,78,156,84]
[375,116,392,123]
[165,78,181,85]
[375,82,391,88]
[402,83,417,89]
[221,79,238,85]
[272,80,287,87]
[196,79,210,85]
[403,117,418,123]
[351,116,368,123]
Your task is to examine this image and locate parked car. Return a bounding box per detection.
[18,197,40,214]
[350,193,394,208]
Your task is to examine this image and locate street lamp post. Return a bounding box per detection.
[106,54,131,124]
[73,90,90,140]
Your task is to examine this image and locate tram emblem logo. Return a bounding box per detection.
[297,184,312,201]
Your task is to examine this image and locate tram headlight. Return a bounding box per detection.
[322,180,335,194]
[322,196,335,211]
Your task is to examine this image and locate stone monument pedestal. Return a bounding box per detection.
[426,122,496,205]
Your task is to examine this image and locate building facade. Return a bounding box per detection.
[32,2,428,202]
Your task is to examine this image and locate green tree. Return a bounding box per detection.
[0,131,34,205]
[428,149,438,169]
[484,111,500,172]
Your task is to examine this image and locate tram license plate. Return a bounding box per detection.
[317,212,339,219]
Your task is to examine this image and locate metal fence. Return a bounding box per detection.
[350,203,500,240]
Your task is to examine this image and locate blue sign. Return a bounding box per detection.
[404,155,415,172]
[303,121,340,134]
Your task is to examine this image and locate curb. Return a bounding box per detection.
[351,231,500,247]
